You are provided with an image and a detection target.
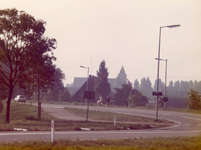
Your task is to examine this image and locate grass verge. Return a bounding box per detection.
[0,135,201,149]
[65,107,172,124]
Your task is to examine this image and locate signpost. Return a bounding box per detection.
[84,91,95,121]
[152,91,163,121]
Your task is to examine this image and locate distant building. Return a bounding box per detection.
[67,66,127,98]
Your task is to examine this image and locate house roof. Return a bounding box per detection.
[73,77,87,88]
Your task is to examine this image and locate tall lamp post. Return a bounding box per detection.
[155,58,167,110]
[156,24,180,121]
[80,65,90,121]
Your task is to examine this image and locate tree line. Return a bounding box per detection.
[134,77,201,108]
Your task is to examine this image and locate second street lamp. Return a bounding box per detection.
[80,65,90,121]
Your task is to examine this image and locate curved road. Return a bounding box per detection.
[0,103,201,142]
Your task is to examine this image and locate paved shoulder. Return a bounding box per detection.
[42,107,85,121]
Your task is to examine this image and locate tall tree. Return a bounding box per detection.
[94,60,111,100]
[0,9,56,123]
[174,80,180,90]
[134,79,139,90]
[169,81,173,88]
[139,77,153,100]
[140,77,146,92]
[145,77,153,98]
[189,80,194,89]
[46,67,66,102]
[153,78,165,93]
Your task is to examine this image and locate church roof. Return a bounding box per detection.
[119,66,126,75]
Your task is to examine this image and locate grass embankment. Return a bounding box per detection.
[0,102,173,131]
[1,136,201,150]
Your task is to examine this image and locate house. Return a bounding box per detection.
[68,66,127,101]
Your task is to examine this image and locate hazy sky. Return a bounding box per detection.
[1,0,201,86]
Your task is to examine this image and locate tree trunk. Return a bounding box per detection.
[38,89,41,119]
[38,73,41,119]
[5,86,13,123]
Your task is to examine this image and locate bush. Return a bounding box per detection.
[187,89,201,110]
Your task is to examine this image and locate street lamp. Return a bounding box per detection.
[80,65,89,121]
[156,24,180,121]
[155,58,167,110]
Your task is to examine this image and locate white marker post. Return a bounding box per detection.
[51,120,54,143]
[114,116,116,127]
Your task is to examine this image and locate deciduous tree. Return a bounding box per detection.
[187,89,201,109]
[115,81,148,107]
[0,8,56,123]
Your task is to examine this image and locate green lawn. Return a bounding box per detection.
[65,107,172,124]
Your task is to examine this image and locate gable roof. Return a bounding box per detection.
[71,76,96,100]
[73,77,87,88]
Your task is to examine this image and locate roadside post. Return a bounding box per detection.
[114,116,116,127]
[51,120,54,143]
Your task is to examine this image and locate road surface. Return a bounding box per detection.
[0,103,200,142]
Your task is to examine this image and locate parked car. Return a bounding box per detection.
[14,95,26,103]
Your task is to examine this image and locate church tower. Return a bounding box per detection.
[116,66,127,88]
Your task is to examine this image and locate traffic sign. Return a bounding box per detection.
[152,92,163,96]
[163,97,168,102]
[84,91,95,100]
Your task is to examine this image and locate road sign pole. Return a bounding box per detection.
[114,116,116,127]
[86,102,89,121]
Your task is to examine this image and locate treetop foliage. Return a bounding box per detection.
[0,8,57,89]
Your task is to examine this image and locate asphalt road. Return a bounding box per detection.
[0,103,201,143]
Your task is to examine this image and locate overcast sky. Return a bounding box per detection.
[1,0,201,86]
